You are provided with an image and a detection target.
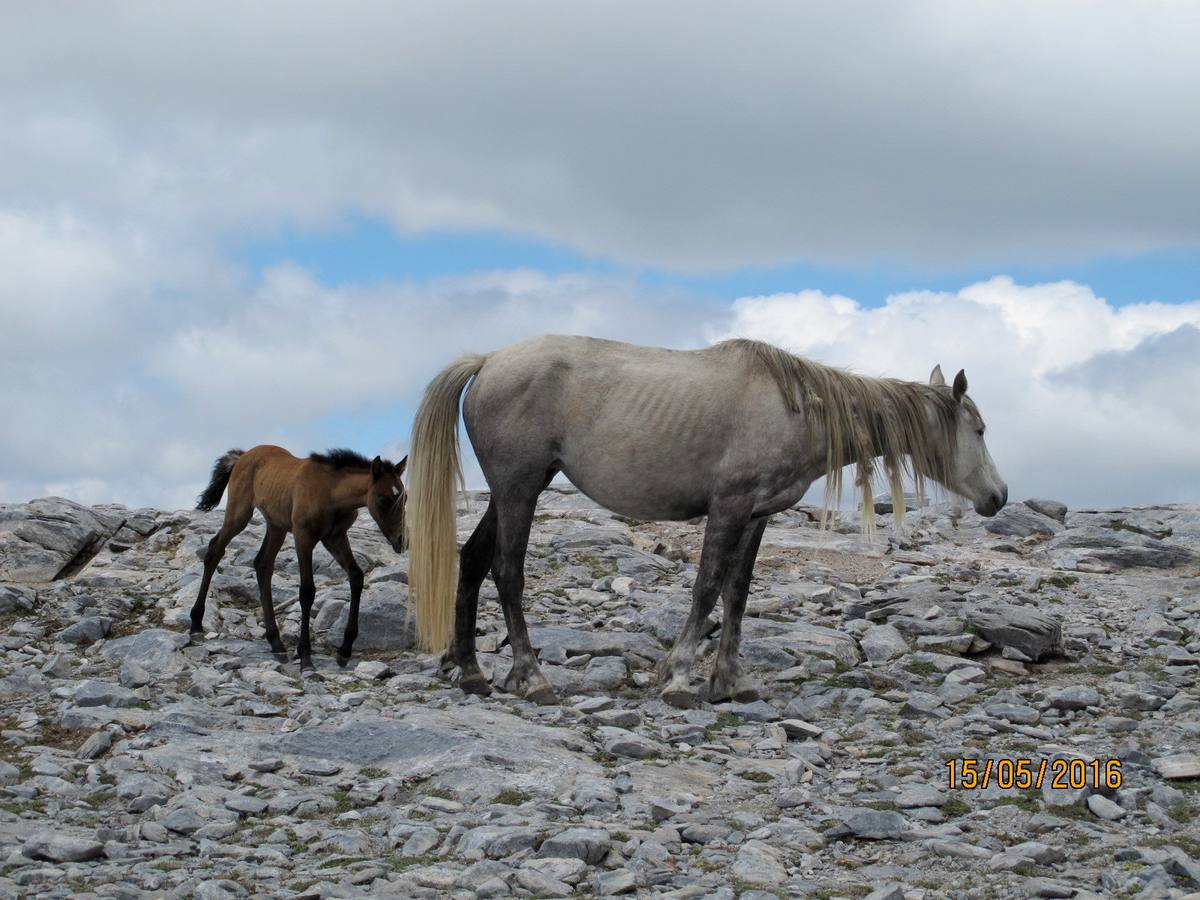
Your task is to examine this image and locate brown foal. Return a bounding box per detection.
[190,445,407,669]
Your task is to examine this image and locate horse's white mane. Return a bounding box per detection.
[718,338,965,534]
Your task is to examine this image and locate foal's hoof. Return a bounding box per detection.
[524,683,559,706]
[271,649,290,664]
[336,653,351,668]
[707,681,761,704]
[659,685,698,710]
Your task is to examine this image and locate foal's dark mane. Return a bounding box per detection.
[309,448,374,472]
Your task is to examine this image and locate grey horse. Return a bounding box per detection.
[407,334,1007,708]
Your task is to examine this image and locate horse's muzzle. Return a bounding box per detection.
[974,485,1008,517]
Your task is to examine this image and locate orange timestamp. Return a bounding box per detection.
[945,757,1122,791]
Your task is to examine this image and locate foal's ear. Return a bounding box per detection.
[929,364,946,387]
[371,456,384,479]
[396,455,408,475]
[952,369,968,403]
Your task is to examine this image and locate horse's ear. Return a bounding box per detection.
[396,455,408,475]
[371,456,384,479]
[952,369,968,403]
[929,364,946,387]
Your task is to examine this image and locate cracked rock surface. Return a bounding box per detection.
[0,488,1198,898]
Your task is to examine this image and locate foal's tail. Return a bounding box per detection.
[195,449,244,511]
[408,353,488,652]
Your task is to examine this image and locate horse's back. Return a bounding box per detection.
[228,445,305,527]
[465,335,792,518]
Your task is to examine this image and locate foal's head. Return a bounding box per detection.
[927,365,1008,517]
[366,455,408,553]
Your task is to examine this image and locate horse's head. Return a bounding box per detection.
[366,455,408,553]
[928,365,1007,517]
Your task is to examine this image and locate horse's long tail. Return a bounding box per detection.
[408,352,488,652]
[195,449,244,511]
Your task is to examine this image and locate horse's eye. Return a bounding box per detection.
[976,428,985,437]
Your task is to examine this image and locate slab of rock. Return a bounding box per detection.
[1049,526,1198,569]
[1153,753,1200,780]
[597,727,667,760]
[0,497,124,582]
[984,503,1064,538]
[730,840,787,885]
[73,680,141,709]
[22,831,105,862]
[101,629,188,674]
[1024,499,1068,523]
[58,616,112,645]
[319,586,415,652]
[965,603,1061,662]
[537,827,610,864]
[826,808,912,841]
[1046,685,1100,711]
[860,623,910,662]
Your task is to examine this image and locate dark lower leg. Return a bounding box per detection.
[323,533,365,666]
[493,494,555,704]
[659,500,754,706]
[294,536,317,670]
[710,518,767,702]
[190,530,232,634]
[450,502,497,693]
[255,525,288,659]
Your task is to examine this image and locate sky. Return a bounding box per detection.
[1,1,1198,511]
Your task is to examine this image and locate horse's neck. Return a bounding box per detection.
[331,471,371,511]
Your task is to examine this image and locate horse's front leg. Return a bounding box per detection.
[708,517,768,703]
[658,499,753,709]
[322,533,364,667]
[255,524,289,662]
[293,531,318,671]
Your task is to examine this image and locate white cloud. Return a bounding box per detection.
[0,3,1198,270]
[716,278,1200,506]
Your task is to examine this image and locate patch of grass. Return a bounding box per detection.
[903,660,938,677]
[83,789,114,810]
[359,767,388,779]
[1172,779,1200,796]
[1043,574,1079,589]
[941,797,970,817]
[1169,802,1197,823]
[611,830,630,843]
[493,789,532,806]
[423,786,454,801]
[575,553,615,579]
[738,771,773,784]
[1143,834,1200,858]
[900,728,933,745]
[991,789,1042,813]
[391,855,439,871]
[35,721,91,753]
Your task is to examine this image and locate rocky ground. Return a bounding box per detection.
[0,488,1198,899]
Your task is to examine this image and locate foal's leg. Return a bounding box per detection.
[254,523,289,661]
[322,531,365,667]
[658,498,754,708]
[445,501,498,696]
[190,497,254,636]
[293,531,318,671]
[493,492,556,705]
[708,517,768,703]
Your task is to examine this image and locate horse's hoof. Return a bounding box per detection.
[460,674,493,697]
[439,652,457,675]
[336,653,350,668]
[525,683,558,706]
[732,683,760,703]
[271,650,289,664]
[660,685,697,709]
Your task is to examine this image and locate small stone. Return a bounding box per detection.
[594,869,638,895]
[355,660,393,680]
[826,808,912,841]
[224,795,269,815]
[860,624,910,662]
[537,827,611,864]
[162,807,205,834]
[1046,685,1101,711]
[58,616,111,645]
[1087,794,1126,821]
[77,730,113,760]
[779,718,823,740]
[730,840,787,885]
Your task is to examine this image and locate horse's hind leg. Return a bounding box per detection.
[446,501,497,696]
[658,498,754,708]
[190,496,254,636]
[255,523,289,661]
[293,531,318,671]
[707,517,767,704]
[492,490,556,705]
[322,532,364,667]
